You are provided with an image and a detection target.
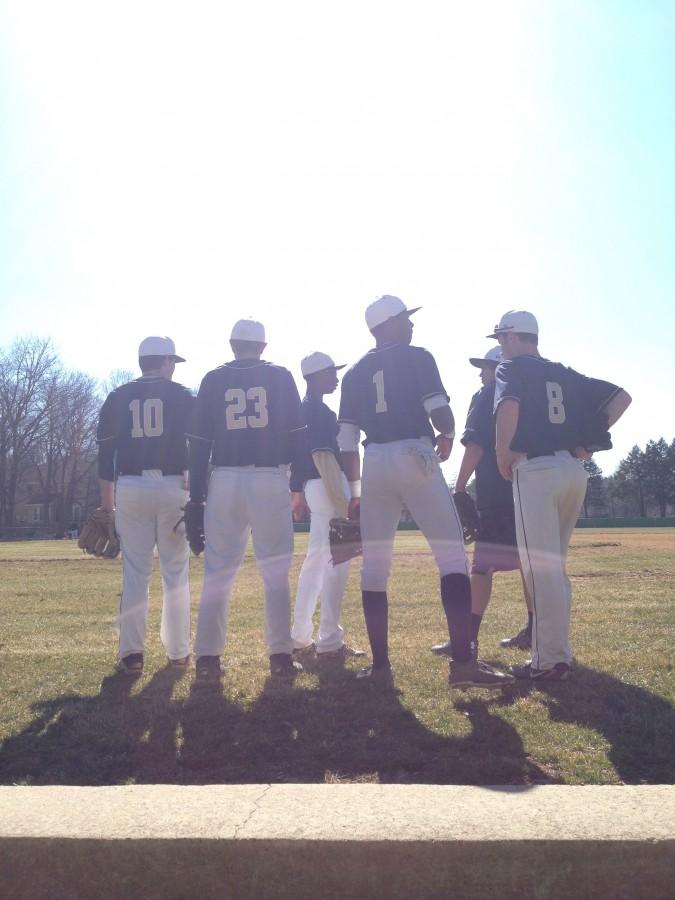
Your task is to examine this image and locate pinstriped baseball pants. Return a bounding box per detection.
[512,451,588,669]
[360,438,468,592]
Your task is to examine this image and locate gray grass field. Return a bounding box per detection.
[0,529,673,786]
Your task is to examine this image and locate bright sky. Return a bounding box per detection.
[1,1,673,476]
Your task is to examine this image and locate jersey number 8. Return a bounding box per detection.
[225,387,269,430]
[546,381,566,425]
[129,398,164,438]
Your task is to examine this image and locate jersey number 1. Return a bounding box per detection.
[129,398,164,437]
[546,382,566,424]
[373,370,388,413]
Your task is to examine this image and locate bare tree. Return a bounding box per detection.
[29,371,100,535]
[101,369,135,394]
[0,337,59,527]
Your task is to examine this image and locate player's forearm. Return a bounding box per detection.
[455,443,483,492]
[603,389,632,428]
[188,438,212,502]
[495,400,519,452]
[98,479,115,512]
[312,450,349,518]
[340,450,360,481]
[429,404,455,437]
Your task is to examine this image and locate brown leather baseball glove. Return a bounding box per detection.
[329,517,362,566]
[78,508,120,559]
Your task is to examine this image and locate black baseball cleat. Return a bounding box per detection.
[270,653,303,678]
[115,653,143,677]
[195,655,225,685]
[449,659,514,688]
[356,664,394,683]
[500,626,532,650]
[510,661,570,681]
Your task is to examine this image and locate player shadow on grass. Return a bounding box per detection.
[0,667,187,785]
[177,656,549,786]
[491,663,675,784]
[2,660,671,786]
[0,658,546,786]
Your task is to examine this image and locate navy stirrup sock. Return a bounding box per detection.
[361,590,389,668]
[440,573,472,663]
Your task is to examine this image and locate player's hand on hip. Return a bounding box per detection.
[291,492,310,522]
[496,448,525,481]
[348,497,361,520]
[435,434,453,461]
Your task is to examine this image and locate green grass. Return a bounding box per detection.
[0,529,673,786]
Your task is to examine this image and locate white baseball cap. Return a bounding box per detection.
[365,295,421,331]
[301,351,346,377]
[230,318,266,343]
[469,346,502,368]
[138,336,185,362]
[486,310,539,339]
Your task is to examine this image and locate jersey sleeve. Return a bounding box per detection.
[305,403,337,453]
[180,386,196,427]
[337,369,359,425]
[96,391,119,444]
[578,373,622,412]
[186,375,215,443]
[493,360,524,410]
[412,349,448,403]
[281,369,305,433]
[461,389,493,450]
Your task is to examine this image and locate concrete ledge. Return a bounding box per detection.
[2,785,673,899]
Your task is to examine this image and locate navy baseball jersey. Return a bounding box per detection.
[97,377,194,478]
[188,360,304,466]
[339,344,447,444]
[461,383,513,510]
[494,356,621,456]
[290,395,344,490]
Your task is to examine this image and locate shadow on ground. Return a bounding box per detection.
[0,660,672,786]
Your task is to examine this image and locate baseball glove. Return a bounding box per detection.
[78,508,120,559]
[181,500,205,555]
[453,491,480,544]
[580,408,612,453]
[329,517,362,567]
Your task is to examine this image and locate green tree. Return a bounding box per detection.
[642,438,675,518]
[615,445,647,517]
[582,458,605,517]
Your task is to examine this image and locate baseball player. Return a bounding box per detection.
[187,319,306,683]
[490,310,631,680]
[96,336,194,676]
[431,346,533,657]
[290,352,366,659]
[337,295,513,687]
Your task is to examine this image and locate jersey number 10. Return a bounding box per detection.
[129,398,164,438]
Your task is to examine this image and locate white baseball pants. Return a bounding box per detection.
[512,451,588,669]
[115,471,191,661]
[292,475,350,652]
[194,466,294,657]
[360,438,468,592]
